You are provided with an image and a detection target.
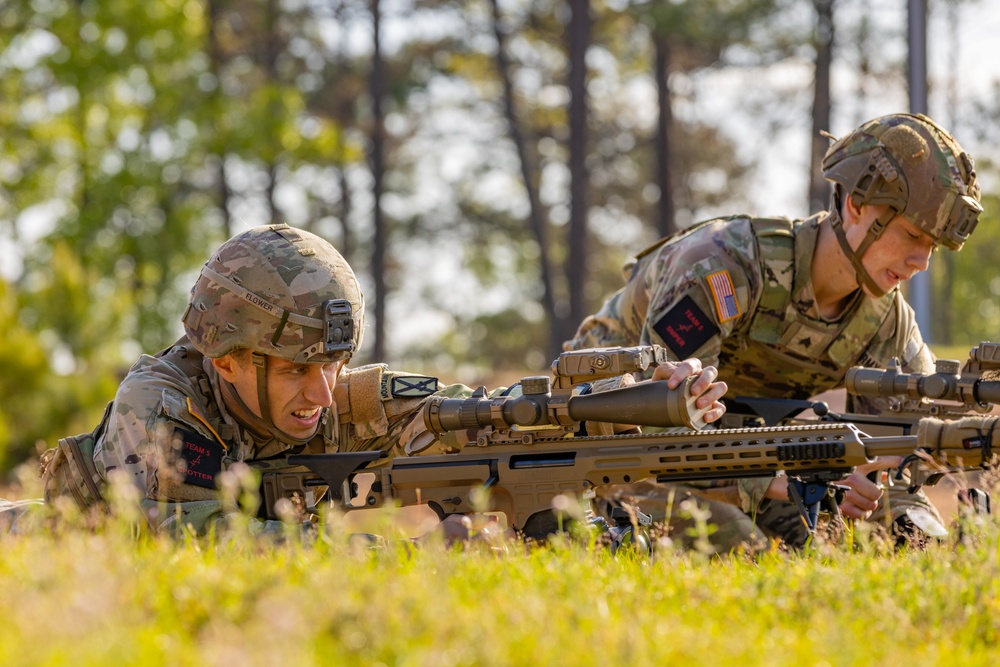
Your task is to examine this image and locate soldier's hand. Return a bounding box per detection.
[419,513,513,548]
[651,360,727,424]
[837,457,903,520]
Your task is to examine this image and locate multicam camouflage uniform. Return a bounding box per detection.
[21,223,464,535]
[566,213,934,548]
[567,113,983,551]
[37,338,456,534]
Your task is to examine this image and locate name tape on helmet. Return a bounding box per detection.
[200,265,326,331]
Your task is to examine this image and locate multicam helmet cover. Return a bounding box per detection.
[822,112,982,251]
[820,113,982,297]
[183,223,364,363]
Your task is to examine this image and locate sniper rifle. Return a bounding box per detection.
[260,346,999,548]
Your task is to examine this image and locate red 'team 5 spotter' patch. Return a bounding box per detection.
[706,270,740,323]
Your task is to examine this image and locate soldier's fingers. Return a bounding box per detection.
[653,358,704,388]
[842,473,883,504]
[678,357,704,374]
[839,501,874,521]
[695,380,728,409]
[856,457,904,475]
[700,401,727,424]
[689,365,719,396]
[651,361,680,383]
[842,491,879,514]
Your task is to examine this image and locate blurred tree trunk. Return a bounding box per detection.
[370,0,387,362]
[653,31,676,238]
[933,0,963,346]
[206,0,235,239]
[808,0,834,214]
[489,0,561,357]
[330,1,356,262]
[264,0,281,225]
[565,0,591,349]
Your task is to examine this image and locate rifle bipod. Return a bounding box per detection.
[590,506,653,557]
[786,477,846,536]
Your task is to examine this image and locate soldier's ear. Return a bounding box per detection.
[211,354,241,383]
[842,193,865,227]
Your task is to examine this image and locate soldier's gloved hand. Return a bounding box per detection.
[651,360,727,424]
[836,457,903,520]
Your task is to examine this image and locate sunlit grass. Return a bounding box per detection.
[2,497,999,667]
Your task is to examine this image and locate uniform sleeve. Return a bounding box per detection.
[335,364,485,458]
[637,222,761,367]
[95,362,227,500]
[896,301,935,375]
[89,357,240,533]
[567,220,760,373]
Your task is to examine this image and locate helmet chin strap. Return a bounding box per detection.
[828,196,898,299]
[219,353,316,451]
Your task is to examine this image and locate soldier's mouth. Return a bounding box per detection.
[292,408,320,422]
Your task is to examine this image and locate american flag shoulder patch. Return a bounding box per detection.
[706,270,740,322]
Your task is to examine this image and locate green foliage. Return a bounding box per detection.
[929,184,1000,346]
[0,279,50,470]
[633,0,784,67]
[0,0,366,472]
[0,268,121,468]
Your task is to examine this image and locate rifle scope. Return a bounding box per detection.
[845,359,1000,406]
[423,376,704,437]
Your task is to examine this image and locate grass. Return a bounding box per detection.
[2,490,999,667]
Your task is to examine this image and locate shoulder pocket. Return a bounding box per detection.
[42,402,114,510]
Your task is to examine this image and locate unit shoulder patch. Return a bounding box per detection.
[380,374,440,400]
[176,429,224,489]
[652,295,721,358]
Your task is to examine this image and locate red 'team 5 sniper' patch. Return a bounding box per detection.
[652,294,720,358]
[706,270,740,322]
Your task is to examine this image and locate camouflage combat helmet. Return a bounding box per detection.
[821,113,982,297]
[183,223,363,446]
[183,223,363,363]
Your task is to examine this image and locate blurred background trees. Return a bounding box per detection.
[0,0,996,472]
